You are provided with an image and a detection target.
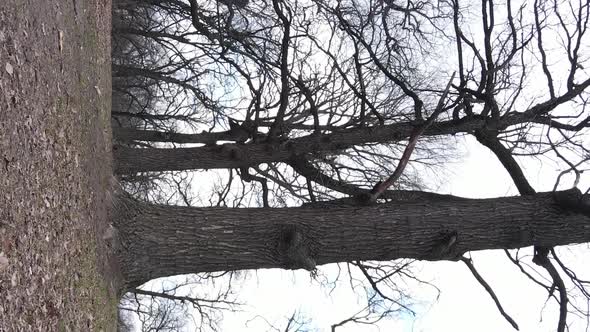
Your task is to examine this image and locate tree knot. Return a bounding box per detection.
[427,230,459,260]
[553,188,590,217]
[221,144,245,161]
[278,225,316,271]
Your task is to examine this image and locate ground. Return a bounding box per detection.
[0,0,117,330]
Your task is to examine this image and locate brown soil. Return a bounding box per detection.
[0,0,117,330]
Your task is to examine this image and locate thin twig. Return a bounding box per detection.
[461,256,519,330]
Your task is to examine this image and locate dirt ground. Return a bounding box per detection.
[0,0,117,330]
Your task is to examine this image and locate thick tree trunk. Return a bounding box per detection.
[112,127,249,144]
[113,188,590,290]
[113,116,486,174]
[113,113,550,174]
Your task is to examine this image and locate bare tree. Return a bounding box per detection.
[110,0,590,330]
[118,272,239,332]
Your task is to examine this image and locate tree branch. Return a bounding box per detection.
[461,256,519,330]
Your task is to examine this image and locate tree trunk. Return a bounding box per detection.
[113,116,486,174]
[113,113,549,174]
[112,127,249,144]
[113,188,590,291]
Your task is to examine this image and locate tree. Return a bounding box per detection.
[117,272,238,331]
[110,0,590,330]
[114,187,590,289]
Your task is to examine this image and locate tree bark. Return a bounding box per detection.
[112,127,249,144]
[113,113,560,174]
[113,188,590,291]
[113,116,485,174]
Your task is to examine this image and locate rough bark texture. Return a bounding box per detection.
[113,113,556,174]
[113,188,590,290]
[112,127,250,144]
[113,116,480,174]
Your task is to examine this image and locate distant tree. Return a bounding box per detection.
[119,291,189,332]
[117,308,135,332]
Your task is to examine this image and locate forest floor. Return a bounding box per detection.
[0,0,117,330]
